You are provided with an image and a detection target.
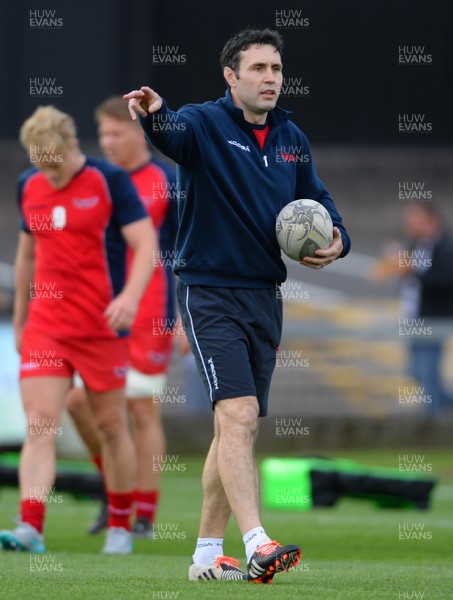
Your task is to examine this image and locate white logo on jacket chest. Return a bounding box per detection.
[227,140,250,152]
[72,196,100,209]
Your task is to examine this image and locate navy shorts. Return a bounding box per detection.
[177,282,282,417]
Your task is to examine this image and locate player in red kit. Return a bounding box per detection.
[0,106,157,554]
[66,97,178,537]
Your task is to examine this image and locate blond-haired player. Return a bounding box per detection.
[0,106,157,554]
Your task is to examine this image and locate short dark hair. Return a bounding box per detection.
[406,202,442,220]
[220,28,284,75]
[94,96,131,123]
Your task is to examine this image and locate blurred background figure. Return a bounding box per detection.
[373,203,453,415]
[0,105,156,555]
[66,96,176,538]
[66,96,210,539]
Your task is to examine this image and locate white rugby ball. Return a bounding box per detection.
[276,199,333,261]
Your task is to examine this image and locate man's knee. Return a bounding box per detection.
[87,389,128,443]
[93,402,127,444]
[96,416,125,446]
[215,396,259,437]
[127,398,156,431]
[25,409,61,443]
[66,386,88,416]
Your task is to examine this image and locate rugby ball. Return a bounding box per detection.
[276,199,333,261]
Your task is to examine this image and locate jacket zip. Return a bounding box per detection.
[244,121,286,169]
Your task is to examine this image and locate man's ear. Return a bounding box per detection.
[223,66,237,88]
[69,138,79,151]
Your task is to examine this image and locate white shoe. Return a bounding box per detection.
[189,554,247,581]
[0,521,45,553]
[102,527,132,554]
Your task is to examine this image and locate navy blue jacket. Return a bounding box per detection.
[141,90,350,287]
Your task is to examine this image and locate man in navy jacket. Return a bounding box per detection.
[126,28,350,583]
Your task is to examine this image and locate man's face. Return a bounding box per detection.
[33,145,80,190]
[225,44,283,119]
[404,205,436,239]
[97,115,144,168]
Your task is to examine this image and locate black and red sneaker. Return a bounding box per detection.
[247,540,301,584]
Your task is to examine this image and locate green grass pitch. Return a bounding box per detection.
[1,449,452,599]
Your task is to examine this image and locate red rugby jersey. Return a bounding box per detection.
[18,156,147,338]
[128,161,170,330]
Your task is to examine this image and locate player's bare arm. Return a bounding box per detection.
[123,87,162,121]
[13,232,35,352]
[104,217,158,331]
[371,244,410,282]
[300,227,344,270]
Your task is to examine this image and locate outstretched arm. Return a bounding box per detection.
[124,86,195,166]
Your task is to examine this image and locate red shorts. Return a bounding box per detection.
[129,327,173,375]
[20,327,130,392]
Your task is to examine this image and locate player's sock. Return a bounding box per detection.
[243,527,272,562]
[107,491,133,531]
[92,454,103,475]
[192,537,224,564]
[20,498,46,533]
[135,489,159,523]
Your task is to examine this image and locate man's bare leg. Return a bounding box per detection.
[20,377,71,502]
[214,396,261,536]
[128,396,165,491]
[128,395,165,533]
[66,386,101,457]
[86,387,136,492]
[84,387,136,553]
[189,410,250,580]
[0,377,70,550]
[210,395,300,582]
[198,413,231,538]
[189,396,264,581]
